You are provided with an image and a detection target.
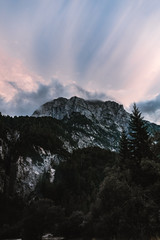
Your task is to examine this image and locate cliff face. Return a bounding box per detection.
[33,96,129,125]
[33,96,160,152]
[1,96,160,198]
[33,96,130,151]
[0,133,61,197]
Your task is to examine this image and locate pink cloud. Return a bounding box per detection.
[0,49,44,101]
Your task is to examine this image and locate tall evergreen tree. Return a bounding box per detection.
[128,103,152,164]
[119,129,130,169]
[119,129,129,160]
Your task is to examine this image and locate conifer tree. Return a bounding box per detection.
[128,103,152,164]
[119,129,129,168]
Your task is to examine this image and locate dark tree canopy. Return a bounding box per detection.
[119,129,128,159]
[129,103,152,164]
[1,105,160,240]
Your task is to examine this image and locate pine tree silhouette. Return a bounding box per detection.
[129,103,152,164]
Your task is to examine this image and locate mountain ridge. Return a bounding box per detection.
[32,96,160,152]
[33,96,127,121]
[1,96,160,200]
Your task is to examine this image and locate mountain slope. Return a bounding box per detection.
[33,96,129,124]
[33,96,130,151]
[33,96,160,151]
[1,97,160,197]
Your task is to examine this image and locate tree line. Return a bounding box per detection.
[0,105,160,239]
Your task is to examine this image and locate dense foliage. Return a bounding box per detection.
[87,105,160,240]
[0,106,160,239]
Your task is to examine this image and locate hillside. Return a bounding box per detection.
[1,98,160,239]
[33,96,160,151]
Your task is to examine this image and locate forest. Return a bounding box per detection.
[1,105,160,240]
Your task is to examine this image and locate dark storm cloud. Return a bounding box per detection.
[137,94,160,114]
[1,82,52,116]
[1,0,160,119]
[133,94,160,123]
[75,85,113,101]
[0,80,111,116]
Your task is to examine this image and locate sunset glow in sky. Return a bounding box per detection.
[1,0,160,122]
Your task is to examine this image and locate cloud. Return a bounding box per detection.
[135,94,160,124]
[1,1,160,118]
[0,80,111,116]
[0,83,51,116]
[0,48,45,101]
[137,95,160,114]
[74,84,113,101]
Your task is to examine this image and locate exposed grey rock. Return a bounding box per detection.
[15,148,62,197]
[1,96,160,197]
[33,96,130,151]
[0,135,62,196]
[33,96,160,152]
[33,96,129,126]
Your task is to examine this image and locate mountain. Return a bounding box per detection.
[1,96,160,198]
[32,96,129,124]
[1,97,160,239]
[0,116,68,197]
[33,96,129,151]
[0,113,116,200]
[33,96,160,151]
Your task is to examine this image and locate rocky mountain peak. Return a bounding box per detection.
[32,96,131,151]
[31,96,160,152]
[32,96,128,123]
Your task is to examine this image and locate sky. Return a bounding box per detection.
[1,0,160,123]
